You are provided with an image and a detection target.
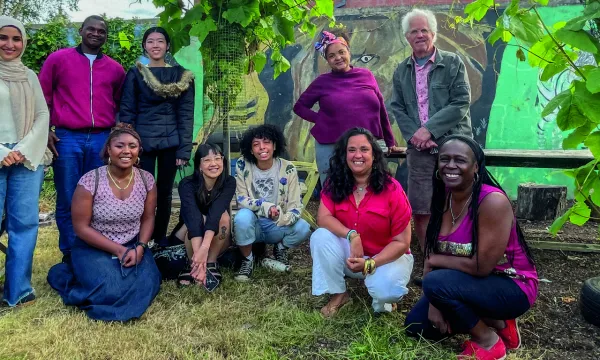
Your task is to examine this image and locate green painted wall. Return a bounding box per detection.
[173,37,203,179]
[486,6,585,199]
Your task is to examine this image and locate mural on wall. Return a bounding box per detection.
[196,4,585,198]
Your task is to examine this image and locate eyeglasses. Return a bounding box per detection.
[201,156,224,164]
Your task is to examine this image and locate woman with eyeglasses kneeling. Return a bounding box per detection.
[310,127,414,317]
[48,124,161,322]
[169,143,235,288]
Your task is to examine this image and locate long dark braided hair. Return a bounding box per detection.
[324,127,392,203]
[424,135,535,266]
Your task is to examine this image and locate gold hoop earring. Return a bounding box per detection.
[136,158,141,166]
[108,157,112,165]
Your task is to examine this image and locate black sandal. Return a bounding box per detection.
[177,266,195,287]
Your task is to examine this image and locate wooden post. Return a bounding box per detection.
[515,183,568,221]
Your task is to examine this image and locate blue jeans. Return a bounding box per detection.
[405,269,531,340]
[53,128,109,255]
[0,161,44,306]
[233,208,310,248]
[315,142,335,187]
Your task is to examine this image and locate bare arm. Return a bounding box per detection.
[427,192,512,277]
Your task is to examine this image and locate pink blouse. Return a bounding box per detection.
[78,166,155,244]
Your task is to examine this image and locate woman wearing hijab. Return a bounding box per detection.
[0,16,51,306]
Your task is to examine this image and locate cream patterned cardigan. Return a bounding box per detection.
[235,156,303,227]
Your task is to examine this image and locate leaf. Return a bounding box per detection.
[563,120,593,149]
[464,0,494,22]
[488,27,504,45]
[556,101,586,131]
[300,20,317,36]
[181,3,210,27]
[533,0,549,5]
[251,52,267,73]
[311,0,334,18]
[272,49,290,79]
[584,131,600,158]
[516,48,526,61]
[572,81,600,123]
[555,29,599,54]
[274,14,295,44]
[540,58,567,81]
[509,11,544,46]
[569,201,591,226]
[189,18,217,43]
[117,31,131,50]
[504,0,519,16]
[542,89,571,117]
[549,207,572,235]
[586,68,600,94]
[528,36,555,67]
[223,0,261,27]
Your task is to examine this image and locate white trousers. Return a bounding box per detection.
[310,228,414,312]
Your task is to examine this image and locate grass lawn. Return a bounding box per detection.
[0,225,569,360]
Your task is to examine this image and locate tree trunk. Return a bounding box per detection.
[516,183,567,221]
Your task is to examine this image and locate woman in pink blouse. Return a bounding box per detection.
[310,127,413,317]
[48,124,161,321]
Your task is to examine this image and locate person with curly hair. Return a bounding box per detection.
[404,135,537,360]
[294,30,399,186]
[47,124,161,321]
[310,127,413,317]
[233,124,311,281]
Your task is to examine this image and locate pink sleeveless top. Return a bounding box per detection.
[437,184,538,306]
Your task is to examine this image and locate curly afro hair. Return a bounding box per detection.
[239,124,287,164]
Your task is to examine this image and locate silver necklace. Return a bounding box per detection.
[450,193,473,226]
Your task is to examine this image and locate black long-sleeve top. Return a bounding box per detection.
[178,174,236,238]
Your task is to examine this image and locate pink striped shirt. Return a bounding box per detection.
[413,50,437,126]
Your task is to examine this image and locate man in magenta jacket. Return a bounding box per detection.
[38,15,126,261]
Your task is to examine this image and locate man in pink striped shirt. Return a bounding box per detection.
[390,9,472,260]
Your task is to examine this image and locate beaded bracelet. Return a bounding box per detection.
[346,229,357,242]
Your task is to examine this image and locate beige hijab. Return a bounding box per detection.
[0,16,35,140]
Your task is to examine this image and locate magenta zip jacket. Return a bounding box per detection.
[38,45,126,130]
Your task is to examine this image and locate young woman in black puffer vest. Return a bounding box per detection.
[120,27,195,243]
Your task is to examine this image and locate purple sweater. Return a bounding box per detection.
[293,67,395,146]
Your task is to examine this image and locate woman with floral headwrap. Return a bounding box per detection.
[0,16,52,306]
[293,30,399,186]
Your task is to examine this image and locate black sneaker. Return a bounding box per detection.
[273,244,289,265]
[234,256,254,282]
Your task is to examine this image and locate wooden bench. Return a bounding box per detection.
[386,148,594,169]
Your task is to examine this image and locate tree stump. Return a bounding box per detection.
[516,183,567,221]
